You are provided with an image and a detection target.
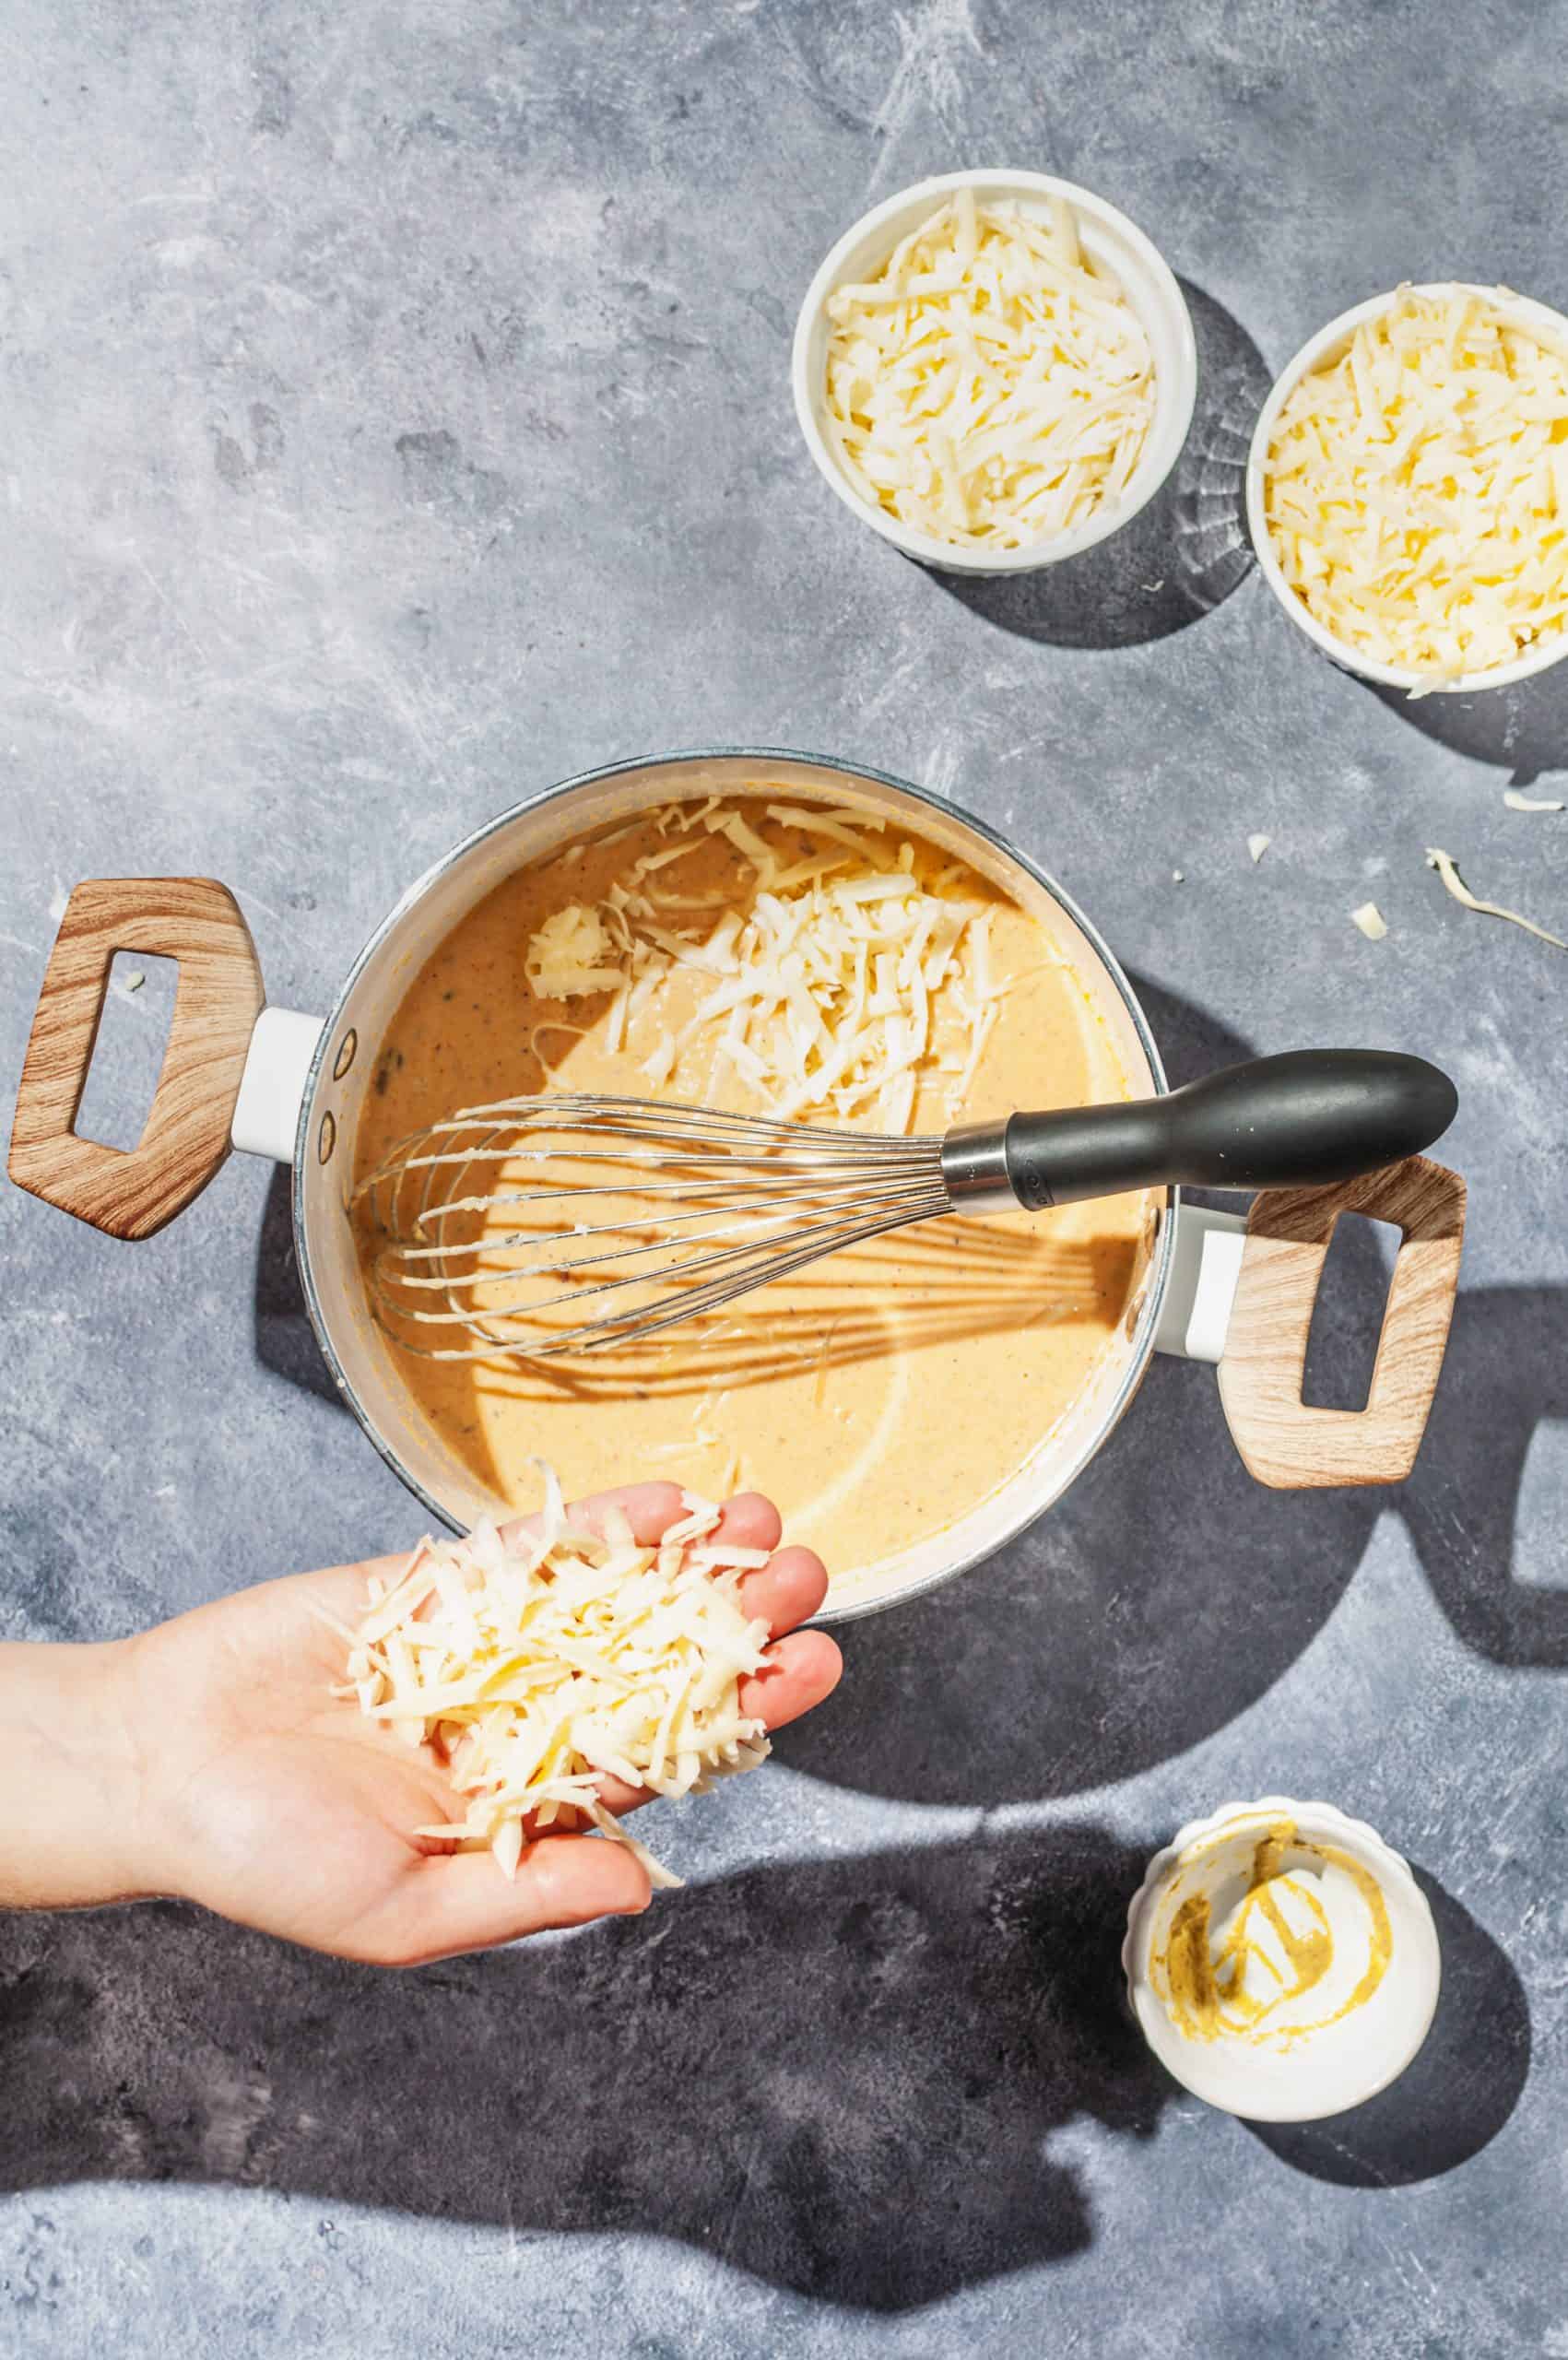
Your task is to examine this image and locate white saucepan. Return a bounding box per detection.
[9,749,1466,1622]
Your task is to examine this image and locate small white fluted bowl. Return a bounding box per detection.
[792,168,1197,578]
[1246,280,1568,694]
[1122,1796,1441,2122]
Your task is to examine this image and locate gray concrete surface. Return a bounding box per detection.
[3,2,1566,2352]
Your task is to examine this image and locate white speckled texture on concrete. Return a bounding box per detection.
[2,2,1567,2353]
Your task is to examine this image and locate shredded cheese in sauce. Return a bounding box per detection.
[525,800,1008,1133]
[823,189,1155,549]
[524,903,625,997]
[1264,285,1568,684]
[333,1470,772,1888]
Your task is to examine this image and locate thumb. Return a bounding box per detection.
[360,1835,653,1966]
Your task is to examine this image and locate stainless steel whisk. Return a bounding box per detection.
[352,1052,1456,1363]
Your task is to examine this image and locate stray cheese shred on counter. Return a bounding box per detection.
[525,798,1009,1134]
[1264,286,1568,684]
[1425,845,1566,950]
[332,1469,772,1888]
[823,189,1155,549]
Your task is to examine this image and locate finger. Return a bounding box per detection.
[368,1835,652,1966]
[734,1542,829,1639]
[739,1627,843,1732]
[705,1492,783,1556]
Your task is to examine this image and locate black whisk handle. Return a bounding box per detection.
[943,1051,1458,1212]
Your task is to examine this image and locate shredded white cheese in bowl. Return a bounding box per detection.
[794,170,1197,577]
[329,1468,773,1890]
[1249,281,1568,694]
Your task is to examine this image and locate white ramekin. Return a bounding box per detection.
[791,168,1197,578]
[1122,1797,1442,2122]
[1246,279,1568,695]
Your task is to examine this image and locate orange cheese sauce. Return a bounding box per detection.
[352,804,1153,1587]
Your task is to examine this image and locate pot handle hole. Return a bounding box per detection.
[1214,1155,1467,1489]
[7,877,265,1241]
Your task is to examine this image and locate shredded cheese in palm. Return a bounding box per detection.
[823,189,1155,549]
[1264,286,1568,684]
[335,1470,772,1889]
[525,799,1007,1133]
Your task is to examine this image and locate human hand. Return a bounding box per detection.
[53,1486,840,1966]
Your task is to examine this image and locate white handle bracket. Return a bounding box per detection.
[230,1009,325,1165]
[1153,1201,1247,1364]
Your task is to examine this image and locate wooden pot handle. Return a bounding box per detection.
[1215,1155,1466,1489]
[7,879,265,1241]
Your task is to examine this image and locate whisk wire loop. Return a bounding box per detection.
[353,1092,958,1362]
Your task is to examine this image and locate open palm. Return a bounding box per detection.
[116,1484,841,1965]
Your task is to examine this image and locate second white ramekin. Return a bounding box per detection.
[1246,279,1568,696]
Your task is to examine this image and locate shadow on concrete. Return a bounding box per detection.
[253,1162,347,1410]
[1362,662,1568,788]
[1400,1280,1568,1666]
[784,975,1402,1803]
[1248,1870,1530,2187]
[927,280,1268,651]
[0,1823,1166,2310]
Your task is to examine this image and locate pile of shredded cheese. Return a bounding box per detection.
[525,798,1008,1134]
[525,903,624,998]
[333,1469,772,1888]
[1264,285,1568,684]
[823,189,1155,549]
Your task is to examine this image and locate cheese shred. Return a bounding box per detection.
[1425,845,1566,950]
[336,1475,772,1888]
[823,190,1155,550]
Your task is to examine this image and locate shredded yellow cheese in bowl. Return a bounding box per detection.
[1250,281,1568,694]
[794,170,1196,576]
[331,1468,773,1889]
